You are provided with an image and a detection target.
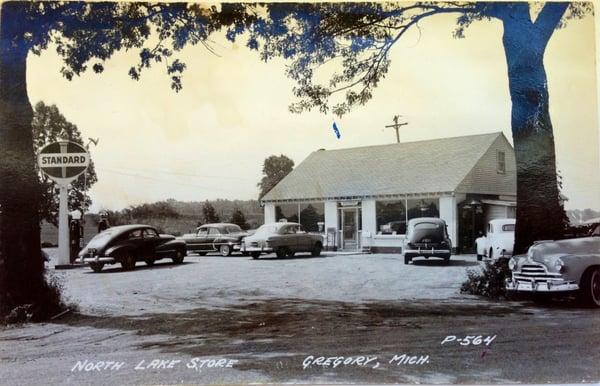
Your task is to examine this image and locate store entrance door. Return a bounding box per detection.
[341,208,359,250]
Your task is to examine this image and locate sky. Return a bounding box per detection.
[27,3,600,212]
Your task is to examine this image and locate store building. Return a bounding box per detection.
[261,132,517,253]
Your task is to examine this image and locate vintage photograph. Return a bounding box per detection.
[0,1,599,384]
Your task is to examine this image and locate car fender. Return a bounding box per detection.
[105,244,136,258]
[560,254,600,284]
[157,239,186,251]
[475,237,487,255]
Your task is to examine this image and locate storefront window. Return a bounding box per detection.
[299,203,325,232]
[376,200,406,234]
[275,204,299,223]
[407,198,439,220]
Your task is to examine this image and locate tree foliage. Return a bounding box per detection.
[202,200,220,223]
[258,154,295,200]
[32,102,98,226]
[222,2,592,116]
[230,207,248,229]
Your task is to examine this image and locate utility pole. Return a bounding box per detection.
[385,115,408,143]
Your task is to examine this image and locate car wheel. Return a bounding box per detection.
[251,252,261,259]
[172,249,185,264]
[144,258,155,266]
[219,244,232,257]
[286,249,295,258]
[120,253,136,271]
[242,251,250,257]
[444,254,451,265]
[581,267,600,307]
[89,262,104,273]
[311,243,322,257]
[477,254,483,261]
[404,255,411,265]
[275,248,286,258]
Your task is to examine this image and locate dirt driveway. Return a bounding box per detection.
[1,252,598,384]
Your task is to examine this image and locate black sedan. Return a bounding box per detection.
[177,223,248,256]
[79,224,187,272]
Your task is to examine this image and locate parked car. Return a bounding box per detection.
[475,218,515,261]
[506,223,600,306]
[241,222,324,259]
[178,223,248,256]
[79,224,187,272]
[402,217,452,264]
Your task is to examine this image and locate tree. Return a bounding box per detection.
[225,2,590,254]
[230,208,248,229]
[0,2,246,318]
[32,102,98,226]
[258,155,295,200]
[202,201,220,224]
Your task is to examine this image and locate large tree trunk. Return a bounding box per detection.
[501,6,568,255]
[0,2,54,317]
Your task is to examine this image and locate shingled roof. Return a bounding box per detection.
[262,132,509,202]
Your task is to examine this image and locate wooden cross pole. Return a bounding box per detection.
[385,115,408,143]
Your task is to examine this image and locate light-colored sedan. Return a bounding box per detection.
[475,218,515,261]
[506,223,600,307]
[241,222,324,259]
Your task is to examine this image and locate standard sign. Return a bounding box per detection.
[38,140,90,185]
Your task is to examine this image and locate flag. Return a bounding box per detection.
[332,122,341,139]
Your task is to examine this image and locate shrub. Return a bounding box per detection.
[461,258,511,299]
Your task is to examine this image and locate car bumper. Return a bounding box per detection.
[81,256,115,264]
[506,278,579,292]
[404,248,451,255]
[242,246,273,253]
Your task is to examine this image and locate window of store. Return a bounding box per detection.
[376,200,407,234]
[407,198,439,220]
[275,204,299,223]
[275,203,325,232]
[497,151,506,174]
[299,203,325,232]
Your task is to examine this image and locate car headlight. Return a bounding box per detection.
[554,258,565,273]
[508,257,517,271]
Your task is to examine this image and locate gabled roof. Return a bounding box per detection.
[262,132,508,202]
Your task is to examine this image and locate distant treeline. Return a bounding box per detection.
[104,199,264,236]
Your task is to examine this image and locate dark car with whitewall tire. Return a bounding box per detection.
[403,217,452,265]
[506,223,600,307]
[242,222,324,259]
[177,223,248,256]
[78,224,187,272]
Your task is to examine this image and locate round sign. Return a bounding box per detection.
[37,140,90,185]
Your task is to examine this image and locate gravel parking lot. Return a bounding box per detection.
[50,250,480,316]
[1,250,599,385]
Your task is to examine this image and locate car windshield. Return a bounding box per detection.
[226,225,242,233]
[253,224,278,237]
[502,224,515,232]
[409,222,444,241]
[86,228,120,248]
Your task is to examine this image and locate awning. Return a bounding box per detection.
[481,199,516,207]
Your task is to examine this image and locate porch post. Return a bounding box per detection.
[324,201,338,249]
[264,202,276,223]
[439,195,458,252]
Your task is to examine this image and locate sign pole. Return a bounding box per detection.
[57,184,70,267]
[37,139,90,269]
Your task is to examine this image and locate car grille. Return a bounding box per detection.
[513,263,562,283]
